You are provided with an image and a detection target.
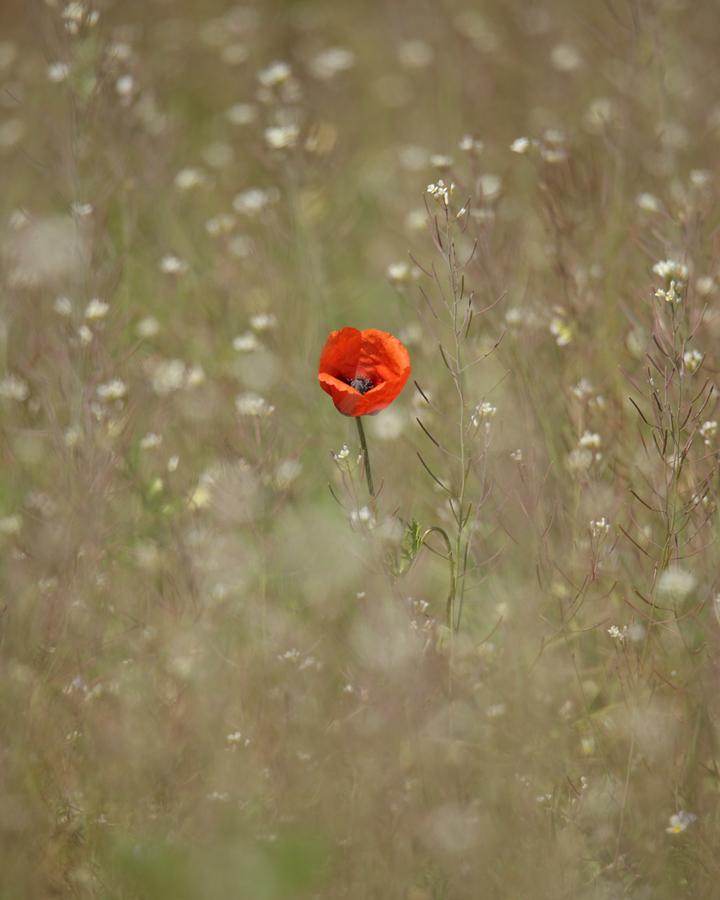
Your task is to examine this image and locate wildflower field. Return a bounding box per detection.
[3,0,720,896]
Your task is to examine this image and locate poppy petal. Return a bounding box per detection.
[318,327,411,417]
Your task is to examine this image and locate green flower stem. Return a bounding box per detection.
[355,416,375,497]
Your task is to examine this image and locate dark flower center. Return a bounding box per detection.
[349,376,374,394]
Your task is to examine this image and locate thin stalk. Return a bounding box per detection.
[356,416,375,497]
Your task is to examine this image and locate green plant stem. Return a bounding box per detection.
[356,416,375,497]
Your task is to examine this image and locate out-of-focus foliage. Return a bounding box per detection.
[2,0,720,897]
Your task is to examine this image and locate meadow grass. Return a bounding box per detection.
[2,0,720,897]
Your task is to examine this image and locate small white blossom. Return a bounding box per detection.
[140,432,162,450]
[233,188,276,215]
[579,431,601,449]
[471,402,496,427]
[590,516,610,537]
[249,313,277,332]
[54,295,73,316]
[136,316,160,339]
[225,103,257,126]
[233,332,260,352]
[0,514,22,535]
[700,420,717,444]
[159,254,188,275]
[96,380,127,401]
[84,298,109,320]
[426,179,454,206]
[683,349,703,373]
[607,624,627,642]
[309,47,355,80]
[235,392,274,417]
[205,213,236,237]
[333,444,351,461]
[459,135,483,153]
[47,62,70,83]
[510,136,530,153]
[0,374,29,401]
[666,811,697,834]
[430,153,454,170]
[551,43,583,72]
[654,280,682,304]
[150,359,187,395]
[257,61,291,87]
[696,276,716,296]
[350,506,375,527]
[264,124,299,150]
[115,74,135,99]
[636,192,660,213]
[174,167,206,191]
[549,316,572,346]
[657,566,696,599]
[479,173,502,199]
[566,447,593,475]
[571,378,593,399]
[653,259,688,283]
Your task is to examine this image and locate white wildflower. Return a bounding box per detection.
[551,43,583,72]
[140,432,162,450]
[607,624,627,642]
[309,47,355,80]
[136,316,160,339]
[666,811,697,834]
[232,332,259,353]
[159,254,188,275]
[683,349,703,373]
[700,420,717,444]
[264,124,299,150]
[257,61,291,87]
[150,359,187,395]
[590,516,610,537]
[274,458,302,489]
[549,316,572,346]
[0,514,22,535]
[459,135,483,153]
[636,192,660,213]
[96,380,127,401]
[47,62,70,83]
[115,74,135,99]
[510,136,530,153]
[174,167,206,191]
[696,276,716,296]
[225,103,257,126]
[205,213,236,237]
[426,179,454,206]
[479,173,502,199]
[653,259,688,283]
[654,280,682,304]
[249,313,277,332]
[235,392,274,417]
[333,444,351,461]
[430,154,454,170]
[566,447,593,475]
[579,431,601,449]
[0,374,29,401]
[471,401,496,426]
[233,188,276,215]
[657,566,696,599]
[84,298,109,320]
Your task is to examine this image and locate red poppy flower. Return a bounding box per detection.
[318,327,411,417]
